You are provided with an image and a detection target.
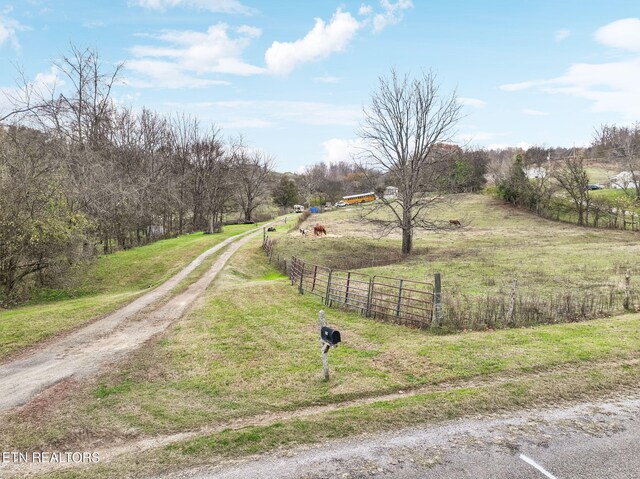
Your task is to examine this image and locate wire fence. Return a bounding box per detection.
[263,234,639,331]
[287,256,435,328]
[262,229,437,329]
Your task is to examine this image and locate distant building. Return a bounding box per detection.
[383,186,398,199]
[610,171,640,190]
[525,167,547,179]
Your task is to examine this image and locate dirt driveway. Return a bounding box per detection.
[0,227,262,412]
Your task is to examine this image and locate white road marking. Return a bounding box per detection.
[519,454,559,479]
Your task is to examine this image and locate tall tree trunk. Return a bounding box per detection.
[401,228,412,255]
[401,207,413,254]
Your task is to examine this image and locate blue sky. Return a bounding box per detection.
[1,0,640,172]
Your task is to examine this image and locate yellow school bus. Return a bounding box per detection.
[342,191,376,205]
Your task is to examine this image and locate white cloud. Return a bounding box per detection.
[500,18,640,118]
[1,67,63,120]
[458,97,486,108]
[220,118,273,129]
[265,9,360,75]
[127,23,263,87]
[236,25,261,37]
[263,3,412,76]
[522,109,548,116]
[131,0,255,15]
[0,14,26,49]
[594,18,640,52]
[555,28,570,42]
[370,0,413,33]
[321,138,365,163]
[124,59,232,88]
[500,79,547,91]
[314,75,341,83]
[358,4,373,16]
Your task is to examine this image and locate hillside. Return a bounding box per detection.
[0,225,259,360]
[269,194,639,327]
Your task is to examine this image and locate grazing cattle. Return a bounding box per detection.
[267,226,276,232]
[313,224,327,236]
[449,219,462,227]
[299,228,308,236]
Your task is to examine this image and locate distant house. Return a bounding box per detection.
[609,171,640,190]
[383,186,398,199]
[525,166,547,179]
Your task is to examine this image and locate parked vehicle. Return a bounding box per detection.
[334,201,347,207]
[293,204,305,213]
[341,191,376,205]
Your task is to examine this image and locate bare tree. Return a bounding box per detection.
[554,155,591,226]
[357,70,462,254]
[298,164,323,207]
[189,127,231,232]
[592,123,640,199]
[230,140,275,222]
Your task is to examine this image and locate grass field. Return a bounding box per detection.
[0,224,259,361]
[2,232,640,478]
[590,187,638,202]
[585,165,616,184]
[272,194,639,301]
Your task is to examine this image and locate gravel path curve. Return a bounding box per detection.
[0,227,262,412]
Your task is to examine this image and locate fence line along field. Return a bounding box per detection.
[266,193,640,329]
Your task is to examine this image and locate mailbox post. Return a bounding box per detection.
[319,310,341,381]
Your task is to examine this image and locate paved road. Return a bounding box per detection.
[0,227,262,412]
[160,393,640,479]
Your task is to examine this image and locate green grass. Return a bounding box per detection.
[40,355,640,479]
[3,205,640,477]
[585,165,616,184]
[590,187,638,202]
[74,224,260,295]
[269,194,640,299]
[3,239,640,463]
[0,224,260,360]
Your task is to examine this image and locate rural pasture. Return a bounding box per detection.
[270,193,640,328]
[1,214,639,477]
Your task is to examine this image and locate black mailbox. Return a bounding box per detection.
[321,326,341,346]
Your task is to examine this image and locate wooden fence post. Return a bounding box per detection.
[506,279,518,325]
[345,272,351,305]
[396,279,404,317]
[299,261,305,295]
[624,271,631,310]
[312,265,318,292]
[365,277,374,317]
[325,269,333,306]
[432,273,443,328]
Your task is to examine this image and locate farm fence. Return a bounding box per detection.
[263,234,640,331]
[263,235,438,329]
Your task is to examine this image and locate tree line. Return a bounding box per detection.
[496,124,640,229]
[0,46,274,303]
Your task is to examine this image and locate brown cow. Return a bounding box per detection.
[449,219,462,227]
[313,224,327,236]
